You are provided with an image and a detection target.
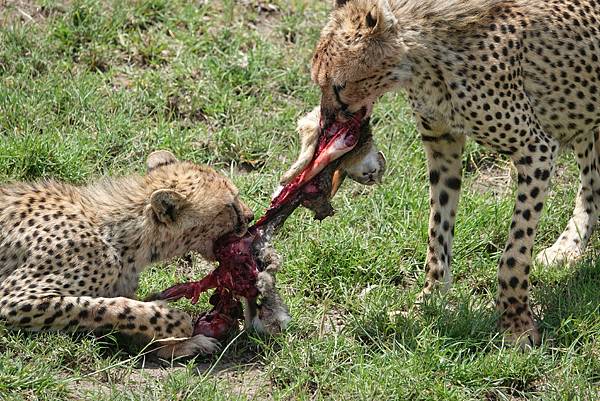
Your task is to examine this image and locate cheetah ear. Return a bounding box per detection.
[150,189,187,224]
[334,0,348,7]
[363,1,396,33]
[366,9,377,29]
[146,150,178,173]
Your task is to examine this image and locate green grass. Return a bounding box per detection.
[1,1,599,400]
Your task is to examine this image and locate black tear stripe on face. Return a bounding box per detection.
[333,84,349,112]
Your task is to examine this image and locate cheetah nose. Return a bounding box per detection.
[320,106,337,130]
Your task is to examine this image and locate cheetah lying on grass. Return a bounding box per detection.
[0,151,254,358]
[284,0,600,346]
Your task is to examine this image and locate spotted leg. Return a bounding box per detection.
[536,133,600,266]
[497,136,558,347]
[419,133,466,296]
[0,287,219,358]
[595,130,600,222]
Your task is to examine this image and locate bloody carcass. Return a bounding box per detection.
[152,110,370,340]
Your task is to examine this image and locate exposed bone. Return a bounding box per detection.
[280,107,321,185]
[285,107,386,198]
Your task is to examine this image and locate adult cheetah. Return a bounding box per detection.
[0,151,254,358]
[288,0,600,345]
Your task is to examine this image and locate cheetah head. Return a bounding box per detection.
[145,151,254,261]
[312,0,411,128]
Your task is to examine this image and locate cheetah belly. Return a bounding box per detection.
[522,34,600,144]
[529,92,600,145]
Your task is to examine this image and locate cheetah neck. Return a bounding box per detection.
[385,19,490,133]
[389,0,541,36]
[81,176,183,271]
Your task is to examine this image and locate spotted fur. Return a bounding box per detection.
[308,0,600,346]
[0,151,254,358]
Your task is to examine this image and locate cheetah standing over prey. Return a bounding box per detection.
[0,151,254,358]
[284,0,600,345]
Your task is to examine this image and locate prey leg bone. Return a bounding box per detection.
[281,107,386,197]
[269,108,366,208]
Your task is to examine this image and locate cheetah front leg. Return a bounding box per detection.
[419,133,466,296]
[497,138,558,347]
[536,134,600,266]
[0,293,219,359]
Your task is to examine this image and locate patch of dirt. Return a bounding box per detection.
[318,305,346,337]
[195,361,272,400]
[0,0,66,25]
[242,1,282,40]
[109,73,134,91]
[468,161,513,198]
[165,94,209,125]
[65,359,272,400]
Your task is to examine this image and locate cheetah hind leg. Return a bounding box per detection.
[536,135,600,266]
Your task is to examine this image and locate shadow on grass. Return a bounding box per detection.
[535,259,600,347]
[346,257,600,356]
[1,314,273,378]
[344,289,500,356]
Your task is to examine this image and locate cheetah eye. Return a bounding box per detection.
[333,83,346,93]
[332,83,349,111]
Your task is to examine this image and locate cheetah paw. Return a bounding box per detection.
[415,280,451,304]
[499,311,540,349]
[154,335,221,359]
[535,243,582,266]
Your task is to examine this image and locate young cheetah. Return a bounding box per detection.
[286,0,600,346]
[0,151,254,358]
